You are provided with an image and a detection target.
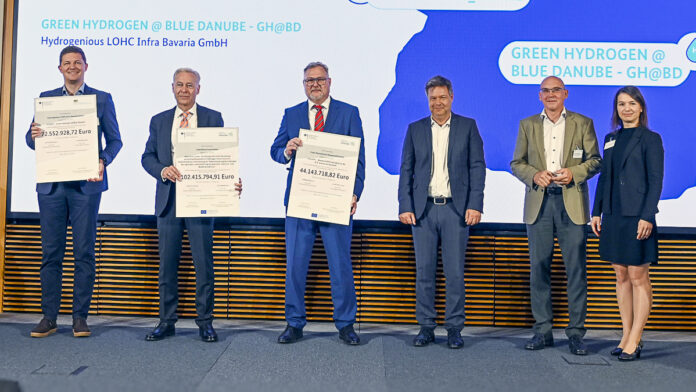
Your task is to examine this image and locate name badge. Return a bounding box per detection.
[604,140,616,150]
[572,148,583,159]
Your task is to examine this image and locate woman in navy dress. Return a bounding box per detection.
[590,86,664,361]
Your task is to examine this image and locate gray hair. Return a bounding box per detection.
[303,61,329,76]
[425,75,453,95]
[172,67,201,84]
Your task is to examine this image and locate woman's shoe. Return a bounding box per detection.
[610,346,623,356]
[618,345,642,361]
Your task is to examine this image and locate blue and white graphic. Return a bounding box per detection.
[9,0,696,227]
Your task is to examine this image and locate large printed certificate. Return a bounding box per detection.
[173,127,240,217]
[34,95,99,183]
[287,129,361,226]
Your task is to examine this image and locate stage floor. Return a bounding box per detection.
[1,313,695,392]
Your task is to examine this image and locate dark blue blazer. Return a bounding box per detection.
[141,104,224,216]
[26,85,122,195]
[270,98,366,206]
[398,114,486,220]
[592,126,664,221]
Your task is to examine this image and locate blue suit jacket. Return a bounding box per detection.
[398,114,486,220]
[592,126,664,221]
[26,85,123,195]
[270,98,366,206]
[141,104,224,217]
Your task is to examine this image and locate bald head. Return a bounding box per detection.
[540,76,565,88]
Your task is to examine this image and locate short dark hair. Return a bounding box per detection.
[611,86,648,129]
[59,46,86,64]
[304,61,329,76]
[425,75,452,95]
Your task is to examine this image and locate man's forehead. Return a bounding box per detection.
[305,67,327,76]
[175,72,197,83]
[427,86,450,96]
[540,77,564,88]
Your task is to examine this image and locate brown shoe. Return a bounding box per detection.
[72,318,91,337]
[31,318,57,338]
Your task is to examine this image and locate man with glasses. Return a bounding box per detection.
[510,76,601,355]
[270,61,365,345]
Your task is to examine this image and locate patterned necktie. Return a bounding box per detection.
[180,111,191,128]
[313,105,324,132]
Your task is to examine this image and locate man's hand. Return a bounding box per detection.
[163,165,182,182]
[637,219,653,240]
[30,122,43,140]
[87,159,105,182]
[465,209,481,226]
[285,137,303,157]
[350,194,358,215]
[235,178,243,198]
[590,216,601,237]
[552,168,573,186]
[399,212,416,226]
[533,170,554,187]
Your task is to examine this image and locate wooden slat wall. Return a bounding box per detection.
[3,223,696,330]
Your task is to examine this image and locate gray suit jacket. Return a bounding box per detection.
[510,110,601,225]
[398,114,486,220]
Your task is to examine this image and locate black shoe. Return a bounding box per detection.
[30,318,57,338]
[618,345,642,361]
[277,325,303,344]
[525,333,554,350]
[72,318,91,338]
[447,329,464,349]
[338,325,360,345]
[612,340,642,356]
[145,322,175,341]
[199,323,218,342]
[568,336,587,355]
[413,327,435,347]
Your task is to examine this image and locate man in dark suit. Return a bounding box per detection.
[270,62,365,345]
[510,76,601,355]
[26,46,122,338]
[398,75,486,349]
[142,67,241,342]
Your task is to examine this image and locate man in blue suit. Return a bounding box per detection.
[398,76,485,349]
[142,68,241,342]
[270,62,365,345]
[26,46,122,338]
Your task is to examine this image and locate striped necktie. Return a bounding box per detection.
[313,105,324,132]
[180,111,191,128]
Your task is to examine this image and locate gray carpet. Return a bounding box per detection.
[0,320,695,392]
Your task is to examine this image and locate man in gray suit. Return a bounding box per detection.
[398,75,486,349]
[510,76,601,355]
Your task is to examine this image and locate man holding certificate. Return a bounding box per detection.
[26,46,122,338]
[270,62,366,345]
[141,68,242,343]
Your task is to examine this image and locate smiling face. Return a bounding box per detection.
[538,77,568,114]
[616,92,643,127]
[427,86,453,123]
[172,71,200,111]
[58,52,87,86]
[303,66,331,104]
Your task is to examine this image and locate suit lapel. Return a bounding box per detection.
[562,113,577,167]
[323,99,337,133]
[424,117,433,174]
[533,117,547,169]
[620,127,644,169]
[447,115,457,168]
[163,107,176,163]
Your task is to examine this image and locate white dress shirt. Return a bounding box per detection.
[428,116,452,198]
[308,96,330,131]
[162,103,198,181]
[541,107,566,174]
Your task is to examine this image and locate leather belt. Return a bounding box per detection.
[545,187,562,194]
[428,197,453,205]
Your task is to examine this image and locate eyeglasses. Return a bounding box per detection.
[540,87,565,94]
[303,77,329,86]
